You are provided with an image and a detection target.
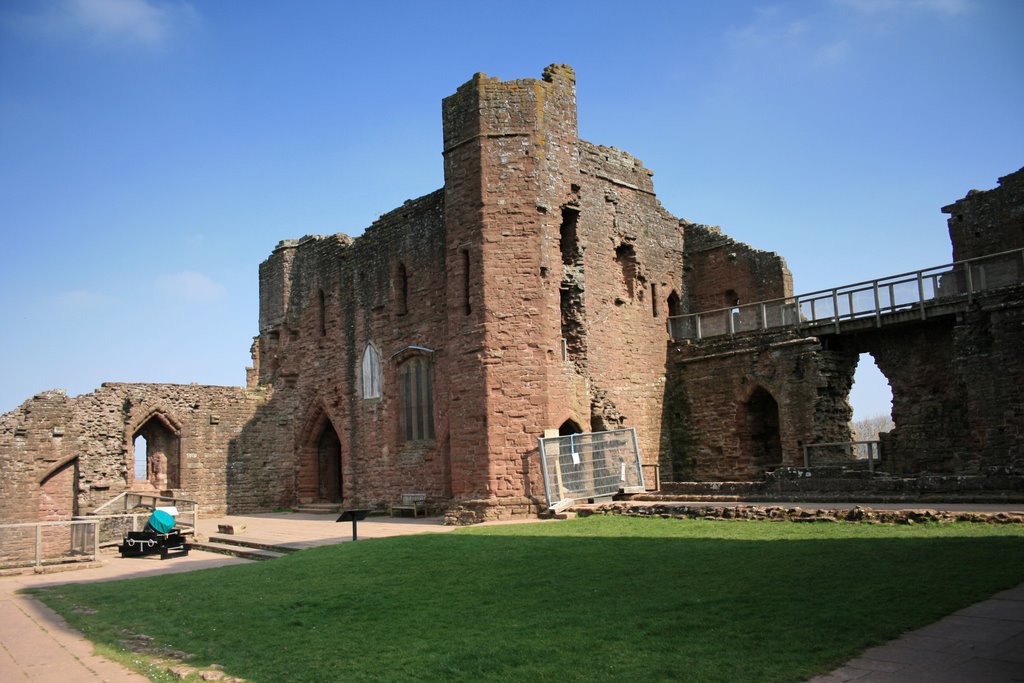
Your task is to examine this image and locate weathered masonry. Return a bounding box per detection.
[1,65,1021,527]
[665,167,1024,482]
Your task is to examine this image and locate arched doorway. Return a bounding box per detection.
[316,421,342,503]
[559,419,583,436]
[131,413,181,492]
[299,412,344,505]
[738,386,782,473]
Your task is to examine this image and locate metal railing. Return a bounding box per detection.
[0,492,200,570]
[669,248,1024,340]
[802,440,881,472]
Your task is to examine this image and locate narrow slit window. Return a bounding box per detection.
[318,289,326,336]
[397,263,409,315]
[462,249,472,315]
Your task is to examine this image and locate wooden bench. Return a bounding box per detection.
[389,493,427,518]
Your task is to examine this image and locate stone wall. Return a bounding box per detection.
[943,167,1024,261]
[665,332,855,480]
[252,191,452,512]
[0,384,270,524]
[683,222,792,313]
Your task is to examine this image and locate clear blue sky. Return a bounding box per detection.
[1,0,1022,420]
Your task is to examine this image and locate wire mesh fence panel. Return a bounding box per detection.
[538,427,644,507]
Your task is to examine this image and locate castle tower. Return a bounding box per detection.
[441,65,581,517]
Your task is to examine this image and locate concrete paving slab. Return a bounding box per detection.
[808,581,1024,682]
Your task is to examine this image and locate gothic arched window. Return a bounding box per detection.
[361,344,381,400]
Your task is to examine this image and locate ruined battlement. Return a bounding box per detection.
[943,166,1024,261]
[3,64,1018,529]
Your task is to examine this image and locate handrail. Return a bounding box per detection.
[669,247,1024,341]
[0,518,102,567]
[91,491,198,515]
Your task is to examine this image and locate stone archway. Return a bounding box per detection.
[299,411,343,504]
[737,386,782,474]
[131,413,181,492]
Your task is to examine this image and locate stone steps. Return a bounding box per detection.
[293,503,343,514]
[207,536,300,554]
[191,539,287,561]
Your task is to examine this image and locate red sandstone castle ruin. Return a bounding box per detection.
[2,65,1022,527]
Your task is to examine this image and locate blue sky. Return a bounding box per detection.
[1,0,1021,420]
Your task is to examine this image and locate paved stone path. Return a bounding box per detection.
[808,583,1024,682]
[0,507,1021,682]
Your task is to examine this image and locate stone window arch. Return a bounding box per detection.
[361,343,382,400]
[397,352,434,442]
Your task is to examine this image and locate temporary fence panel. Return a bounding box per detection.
[538,427,645,508]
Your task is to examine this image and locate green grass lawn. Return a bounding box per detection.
[31,516,1024,682]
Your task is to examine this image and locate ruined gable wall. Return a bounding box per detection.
[574,141,685,475]
[943,166,1024,261]
[0,383,269,523]
[684,223,793,313]
[251,191,452,510]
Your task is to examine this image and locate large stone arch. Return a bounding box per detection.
[127,408,183,492]
[736,384,783,475]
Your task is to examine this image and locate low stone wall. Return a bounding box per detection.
[578,502,1024,525]
[655,469,1024,503]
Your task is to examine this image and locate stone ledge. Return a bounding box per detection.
[578,503,1024,525]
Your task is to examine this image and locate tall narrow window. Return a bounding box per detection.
[560,207,580,265]
[651,283,659,317]
[615,243,638,299]
[462,249,472,315]
[399,356,434,441]
[667,289,681,318]
[361,345,381,399]
[396,263,409,315]
[317,289,326,336]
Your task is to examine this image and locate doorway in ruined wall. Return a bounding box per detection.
[737,386,783,474]
[849,354,894,441]
[131,414,181,493]
[299,414,344,504]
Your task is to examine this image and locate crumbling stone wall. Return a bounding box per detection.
[943,166,1024,261]
[0,383,270,524]
[665,332,856,480]
[683,222,792,313]
[251,190,453,511]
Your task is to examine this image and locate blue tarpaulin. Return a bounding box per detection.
[146,509,175,534]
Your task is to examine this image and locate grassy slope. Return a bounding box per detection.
[32,517,1024,682]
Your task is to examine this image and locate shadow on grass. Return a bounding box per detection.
[31,518,1024,683]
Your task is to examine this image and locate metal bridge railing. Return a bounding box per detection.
[669,247,1024,341]
[802,440,881,472]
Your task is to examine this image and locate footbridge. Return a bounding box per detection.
[663,246,1024,484]
[668,248,1024,341]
